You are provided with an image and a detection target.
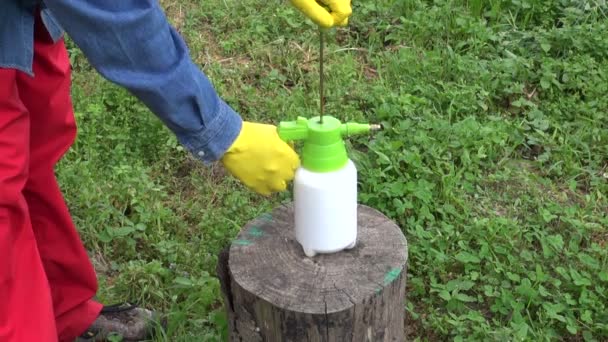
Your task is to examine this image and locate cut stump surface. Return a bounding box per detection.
[217,203,408,341]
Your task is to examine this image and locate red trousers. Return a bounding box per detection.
[0,13,102,342]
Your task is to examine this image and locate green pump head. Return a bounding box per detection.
[277,115,381,172]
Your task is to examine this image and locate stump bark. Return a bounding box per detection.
[217,203,408,342]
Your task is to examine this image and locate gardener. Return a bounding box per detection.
[0,0,351,341]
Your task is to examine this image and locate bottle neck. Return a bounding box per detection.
[301,139,348,172]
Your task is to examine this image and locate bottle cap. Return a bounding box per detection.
[278,116,375,172]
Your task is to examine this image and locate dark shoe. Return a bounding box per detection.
[76,302,165,341]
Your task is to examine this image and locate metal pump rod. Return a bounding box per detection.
[319,28,325,124]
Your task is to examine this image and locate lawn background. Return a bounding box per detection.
[60,0,607,340]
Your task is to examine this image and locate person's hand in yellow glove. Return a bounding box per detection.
[290,0,352,28]
[221,122,300,196]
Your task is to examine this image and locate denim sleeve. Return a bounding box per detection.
[42,0,242,164]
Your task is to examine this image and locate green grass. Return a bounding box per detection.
[60,0,607,340]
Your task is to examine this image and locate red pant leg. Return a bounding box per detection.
[0,70,58,340]
[14,12,102,342]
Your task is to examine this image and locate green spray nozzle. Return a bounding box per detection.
[341,122,383,137]
[277,115,380,172]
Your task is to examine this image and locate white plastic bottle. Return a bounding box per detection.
[293,159,357,257]
[278,116,379,257]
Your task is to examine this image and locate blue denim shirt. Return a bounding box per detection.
[0,0,242,164]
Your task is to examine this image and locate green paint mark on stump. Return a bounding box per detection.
[384,267,401,285]
[232,239,252,246]
[247,226,264,237]
[374,268,402,294]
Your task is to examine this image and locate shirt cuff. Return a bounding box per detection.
[178,99,243,164]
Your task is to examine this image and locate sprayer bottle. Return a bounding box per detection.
[278,115,380,257]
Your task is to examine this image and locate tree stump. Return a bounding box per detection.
[217,203,408,342]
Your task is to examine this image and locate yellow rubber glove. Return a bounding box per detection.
[221,122,300,195]
[290,0,352,28]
